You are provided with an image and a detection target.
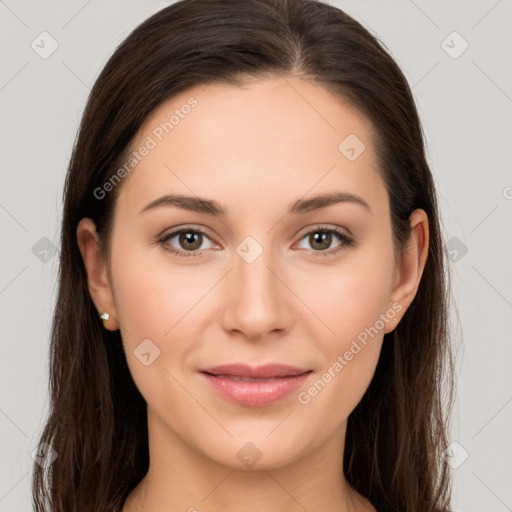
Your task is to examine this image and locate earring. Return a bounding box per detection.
[99,312,110,322]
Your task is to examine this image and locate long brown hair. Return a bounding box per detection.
[32,0,456,510]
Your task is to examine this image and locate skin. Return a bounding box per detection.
[77,75,429,512]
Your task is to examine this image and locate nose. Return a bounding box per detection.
[221,241,293,342]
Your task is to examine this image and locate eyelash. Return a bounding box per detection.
[158,224,356,259]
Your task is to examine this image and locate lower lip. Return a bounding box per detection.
[200,372,311,407]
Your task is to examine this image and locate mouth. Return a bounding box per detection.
[198,364,313,406]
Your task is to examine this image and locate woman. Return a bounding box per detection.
[32,0,455,510]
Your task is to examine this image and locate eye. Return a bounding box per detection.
[295,225,355,257]
[158,224,356,259]
[158,227,217,258]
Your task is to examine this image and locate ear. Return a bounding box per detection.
[383,208,429,334]
[76,218,119,331]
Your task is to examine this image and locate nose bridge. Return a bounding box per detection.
[235,234,281,305]
[222,234,289,339]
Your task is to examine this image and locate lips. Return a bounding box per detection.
[200,363,311,378]
[199,364,312,406]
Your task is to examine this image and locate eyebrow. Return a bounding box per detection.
[139,191,372,216]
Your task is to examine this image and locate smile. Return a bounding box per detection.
[198,364,312,407]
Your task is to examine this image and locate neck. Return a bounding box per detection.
[123,409,375,512]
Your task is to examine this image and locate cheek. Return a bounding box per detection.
[294,273,390,429]
[303,255,395,345]
[295,246,394,408]
[111,241,205,341]
[108,238,208,382]
[110,253,205,412]
[312,274,387,375]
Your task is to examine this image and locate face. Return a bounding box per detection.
[79,76,427,471]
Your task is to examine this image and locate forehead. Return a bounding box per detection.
[116,76,386,219]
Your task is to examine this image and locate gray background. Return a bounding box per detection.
[1,0,511,510]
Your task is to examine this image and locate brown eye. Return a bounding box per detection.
[295,226,355,257]
[178,231,203,251]
[309,231,333,251]
[159,227,217,257]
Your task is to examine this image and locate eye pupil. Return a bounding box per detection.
[310,231,332,250]
[165,227,346,257]
[180,231,202,250]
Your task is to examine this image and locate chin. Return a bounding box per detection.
[198,428,314,471]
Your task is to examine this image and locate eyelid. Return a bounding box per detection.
[158,224,355,258]
[294,223,353,243]
[292,224,355,255]
[157,225,219,257]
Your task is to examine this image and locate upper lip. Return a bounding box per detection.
[199,364,311,379]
